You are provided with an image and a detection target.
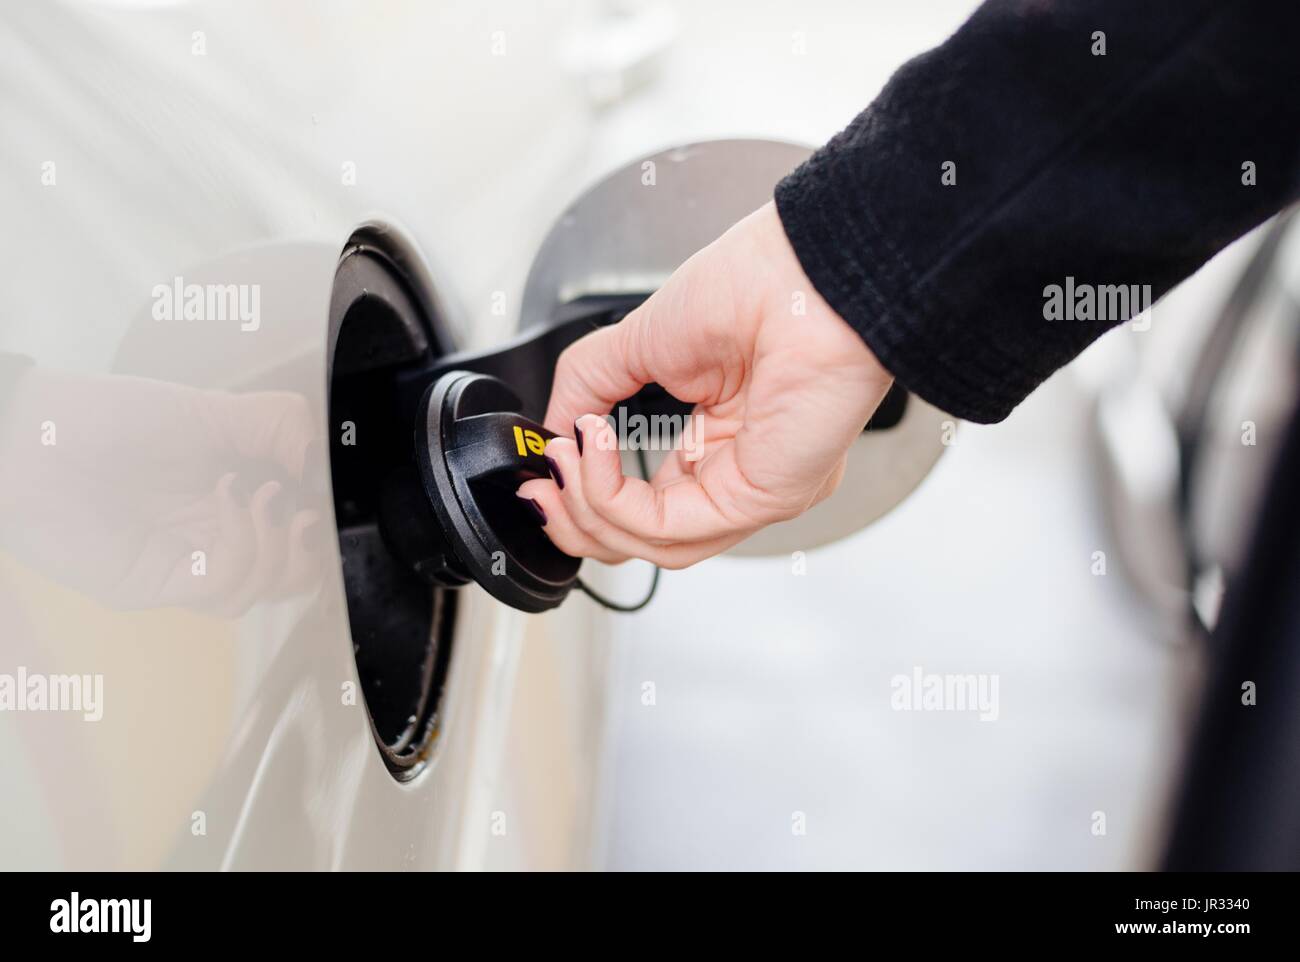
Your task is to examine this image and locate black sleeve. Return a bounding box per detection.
[775,0,1300,424]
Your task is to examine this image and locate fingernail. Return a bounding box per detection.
[544,455,565,490]
[523,498,547,525]
[574,419,584,456]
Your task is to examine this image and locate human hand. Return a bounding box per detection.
[0,368,325,613]
[518,201,894,568]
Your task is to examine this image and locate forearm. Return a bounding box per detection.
[776,0,1300,423]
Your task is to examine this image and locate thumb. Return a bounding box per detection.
[543,311,653,436]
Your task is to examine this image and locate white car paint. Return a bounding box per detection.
[1,0,607,871]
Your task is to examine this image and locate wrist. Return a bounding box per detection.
[749,201,894,392]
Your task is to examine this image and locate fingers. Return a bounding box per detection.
[177,476,324,614]
[543,269,747,438]
[544,321,650,437]
[516,478,629,566]
[209,471,257,597]
[223,391,317,482]
[524,430,756,568]
[210,479,287,616]
[562,414,789,543]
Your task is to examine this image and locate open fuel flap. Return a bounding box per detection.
[328,224,461,779]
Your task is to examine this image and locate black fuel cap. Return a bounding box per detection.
[412,370,581,613]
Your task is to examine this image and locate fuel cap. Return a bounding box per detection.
[413,370,581,613]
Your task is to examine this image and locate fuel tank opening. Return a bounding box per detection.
[327,224,459,780]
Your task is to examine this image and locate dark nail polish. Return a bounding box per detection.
[544,455,565,489]
[523,498,547,525]
[574,420,584,456]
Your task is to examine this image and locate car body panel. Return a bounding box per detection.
[1,0,606,871]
